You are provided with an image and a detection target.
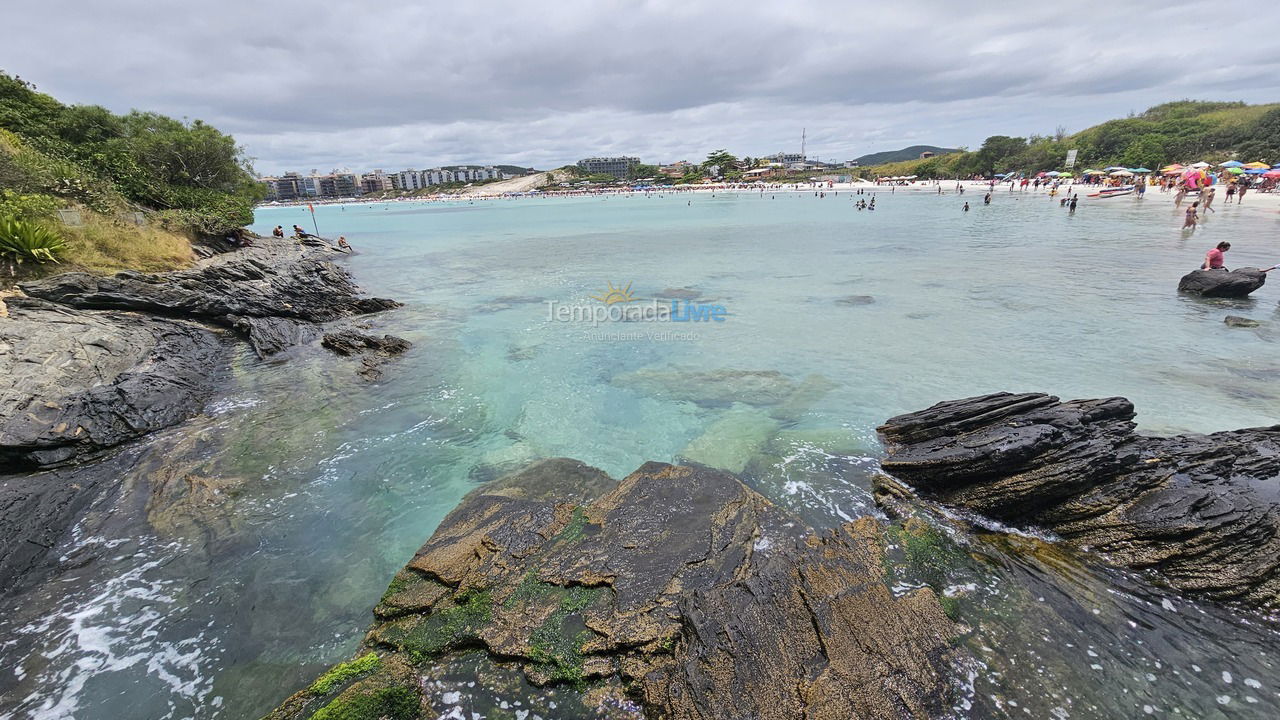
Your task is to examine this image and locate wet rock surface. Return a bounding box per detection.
[876,392,1280,607]
[322,330,412,380]
[1224,315,1261,328]
[265,459,962,720]
[1177,267,1266,297]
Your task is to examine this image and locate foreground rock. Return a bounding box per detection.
[0,298,224,468]
[1177,267,1266,297]
[266,459,961,720]
[876,392,1280,607]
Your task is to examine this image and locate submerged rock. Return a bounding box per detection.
[1177,267,1266,297]
[322,330,411,381]
[265,459,962,719]
[1224,315,1261,328]
[876,392,1280,607]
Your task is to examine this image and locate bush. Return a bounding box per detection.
[0,189,60,221]
[0,215,66,264]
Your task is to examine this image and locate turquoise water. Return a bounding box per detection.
[1,189,1279,719]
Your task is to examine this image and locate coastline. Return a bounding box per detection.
[0,234,404,595]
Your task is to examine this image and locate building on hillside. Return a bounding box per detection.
[919,151,936,159]
[766,152,805,165]
[577,156,640,179]
[841,160,860,168]
[658,161,693,177]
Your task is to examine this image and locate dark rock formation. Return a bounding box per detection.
[1224,315,1261,328]
[876,392,1280,607]
[0,298,225,468]
[229,315,318,357]
[20,237,399,324]
[1177,267,1266,297]
[265,459,962,720]
[322,330,412,380]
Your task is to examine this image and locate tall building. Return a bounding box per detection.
[576,157,640,179]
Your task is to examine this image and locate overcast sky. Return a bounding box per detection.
[6,1,1280,175]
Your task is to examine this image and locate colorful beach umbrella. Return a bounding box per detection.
[1243,162,1271,169]
[1129,168,1151,173]
[1244,168,1267,174]
[1109,170,1134,177]
[1227,167,1245,174]
[1189,161,1211,169]
[1264,169,1280,178]
[1045,171,1060,176]
[1103,166,1127,172]
[1219,160,1245,168]
[1160,164,1184,173]
[1058,172,1073,178]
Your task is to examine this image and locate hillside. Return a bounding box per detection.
[853,100,1280,180]
[0,72,261,277]
[854,145,958,166]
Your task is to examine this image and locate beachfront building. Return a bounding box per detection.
[658,161,693,178]
[260,172,304,202]
[398,170,425,191]
[766,152,805,166]
[577,156,640,179]
[360,170,393,194]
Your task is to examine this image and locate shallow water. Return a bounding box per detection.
[2,189,1279,719]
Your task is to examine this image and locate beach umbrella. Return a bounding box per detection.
[1244,167,1267,174]
[1058,172,1073,178]
[1189,161,1211,168]
[1264,169,1280,178]
[1243,161,1271,169]
[1129,168,1152,173]
[1110,170,1134,177]
[1226,167,1245,175]
[1103,166,1127,172]
[1219,160,1245,168]
[1045,171,1060,176]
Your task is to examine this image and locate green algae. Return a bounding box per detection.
[308,653,381,696]
[527,585,606,687]
[396,589,492,662]
[307,685,418,720]
[553,506,589,545]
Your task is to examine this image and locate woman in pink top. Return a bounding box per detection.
[1202,241,1230,270]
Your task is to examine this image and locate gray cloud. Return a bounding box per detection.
[5,0,1279,173]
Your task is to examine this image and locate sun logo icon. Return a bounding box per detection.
[591,281,637,305]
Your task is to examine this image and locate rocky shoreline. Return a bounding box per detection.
[265,459,963,720]
[0,235,406,593]
[876,392,1280,608]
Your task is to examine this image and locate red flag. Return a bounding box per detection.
[307,203,315,213]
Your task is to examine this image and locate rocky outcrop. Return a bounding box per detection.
[265,459,962,720]
[876,392,1280,607]
[20,236,399,324]
[0,298,224,468]
[321,331,412,380]
[3,237,404,466]
[1177,267,1266,297]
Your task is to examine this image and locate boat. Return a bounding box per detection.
[1087,185,1135,198]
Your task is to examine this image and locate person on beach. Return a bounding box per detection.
[1201,187,1216,213]
[1202,241,1229,270]
[1237,180,1249,203]
[1225,183,1236,203]
[983,192,991,205]
[337,236,352,251]
[1183,202,1199,231]
[1069,195,1078,213]
[1173,185,1187,208]
[272,225,285,238]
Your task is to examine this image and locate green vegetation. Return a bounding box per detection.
[308,653,382,696]
[0,216,64,264]
[854,145,959,166]
[528,585,605,687]
[854,100,1280,179]
[394,589,492,661]
[554,506,590,545]
[308,685,418,720]
[0,71,260,276]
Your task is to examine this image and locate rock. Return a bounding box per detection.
[20,236,400,324]
[0,463,108,593]
[1177,267,1266,297]
[321,330,411,357]
[228,315,318,357]
[0,298,225,468]
[1224,315,1261,328]
[876,392,1280,607]
[264,459,962,719]
[613,368,834,417]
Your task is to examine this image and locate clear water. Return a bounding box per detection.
[2,189,1279,719]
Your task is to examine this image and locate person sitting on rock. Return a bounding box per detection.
[1202,241,1230,271]
[272,225,285,238]
[337,236,352,251]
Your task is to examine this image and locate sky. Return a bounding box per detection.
[5,1,1280,175]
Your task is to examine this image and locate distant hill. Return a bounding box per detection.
[854,145,958,166]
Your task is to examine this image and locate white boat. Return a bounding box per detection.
[1088,185,1135,198]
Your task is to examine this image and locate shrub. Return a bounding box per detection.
[0,215,65,264]
[0,189,60,221]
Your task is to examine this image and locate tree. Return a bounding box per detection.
[702,149,738,178]
[973,136,1027,175]
[1119,136,1166,171]
[628,163,659,180]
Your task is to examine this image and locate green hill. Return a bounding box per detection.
[853,100,1280,180]
[854,145,958,166]
[0,71,261,276]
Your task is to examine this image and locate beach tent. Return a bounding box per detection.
[1219,160,1245,168]
[1243,162,1271,169]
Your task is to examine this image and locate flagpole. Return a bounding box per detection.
[309,203,320,237]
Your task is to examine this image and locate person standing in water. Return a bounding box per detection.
[963,202,970,212]
[1201,186,1216,213]
[1183,201,1199,231]
[1069,195,1078,213]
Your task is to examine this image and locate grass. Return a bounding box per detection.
[308,653,382,696]
[57,213,193,275]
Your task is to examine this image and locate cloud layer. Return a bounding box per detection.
[6,1,1280,173]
